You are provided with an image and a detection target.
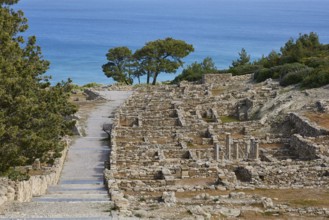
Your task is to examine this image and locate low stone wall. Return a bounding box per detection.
[290,134,320,160]
[289,112,329,137]
[0,140,69,206]
[202,73,232,84]
[84,89,106,100]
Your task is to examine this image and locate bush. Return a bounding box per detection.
[280,67,313,86]
[82,82,103,88]
[7,169,30,181]
[254,68,272,82]
[254,63,310,83]
[302,68,329,88]
[304,56,329,68]
[230,64,263,76]
[172,57,218,84]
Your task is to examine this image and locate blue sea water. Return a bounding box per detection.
[15,0,329,85]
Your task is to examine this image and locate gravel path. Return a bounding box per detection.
[0,91,133,220]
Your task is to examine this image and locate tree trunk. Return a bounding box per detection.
[147,72,150,84]
[152,73,158,85]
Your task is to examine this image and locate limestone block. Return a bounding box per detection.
[262,197,274,209]
[0,196,8,207]
[188,205,211,219]
[16,180,33,202]
[218,207,241,217]
[181,170,189,179]
[162,191,176,207]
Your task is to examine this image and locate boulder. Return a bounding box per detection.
[188,205,211,219]
[162,191,176,207]
[262,197,274,209]
[218,207,241,217]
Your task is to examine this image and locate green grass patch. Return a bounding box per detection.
[220,116,239,123]
[202,116,215,123]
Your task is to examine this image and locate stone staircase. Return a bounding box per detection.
[0,91,133,220]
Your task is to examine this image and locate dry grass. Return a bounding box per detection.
[175,177,217,188]
[14,166,49,176]
[188,135,204,145]
[242,188,329,208]
[303,112,329,129]
[116,137,143,143]
[187,142,212,149]
[176,188,228,199]
[260,143,284,149]
[211,87,225,96]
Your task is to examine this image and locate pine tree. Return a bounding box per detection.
[0,0,77,173]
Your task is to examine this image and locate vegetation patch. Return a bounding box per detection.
[0,1,77,174]
[242,188,329,208]
[220,116,240,123]
[202,116,215,123]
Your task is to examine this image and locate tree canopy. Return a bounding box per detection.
[231,48,251,68]
[172,57,218,83]
[103,38,194,85]
[0,1,77,174]
[172,32,329,88]
[253,32,329,87]
[102,47,134,85]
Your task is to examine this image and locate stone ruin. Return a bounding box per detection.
[104,74,329,219]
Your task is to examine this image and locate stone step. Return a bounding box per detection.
[48,184,107,189]
[33,197,110,203]
[36,191,108,198]
[48,187,108,195]
[35,193,108,198]
[69,147,110,152]
[47,191,108,196]
[0,218,114,220]
[59,179,104,185]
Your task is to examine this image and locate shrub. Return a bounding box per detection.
[280,67,313,86]
[7,169,30,181]
[254,63,310,83]
[254,68,272,82]
[302,68,329,88]
[230,64,263,76]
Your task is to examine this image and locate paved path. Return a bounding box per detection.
[0,91,132,219]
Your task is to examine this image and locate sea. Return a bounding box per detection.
[15,0,329,85]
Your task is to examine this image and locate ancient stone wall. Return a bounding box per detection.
[0,140,69,206]
[290,134,321,160]
[202,73,232,84]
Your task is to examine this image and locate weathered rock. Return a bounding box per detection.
[133,210,148,218]
[218,207,241,217]
[162,191,176,207]
[262,197,274,209]
[188,205,211,219]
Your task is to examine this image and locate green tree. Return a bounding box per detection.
[172,57,218,83]
[280,32,321,63]
[102,47,134,85]
[255,50,281,68]
[0,0,77,173]
[134,37,194,85]
[132,55,155,84]
[231,48,250,68]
